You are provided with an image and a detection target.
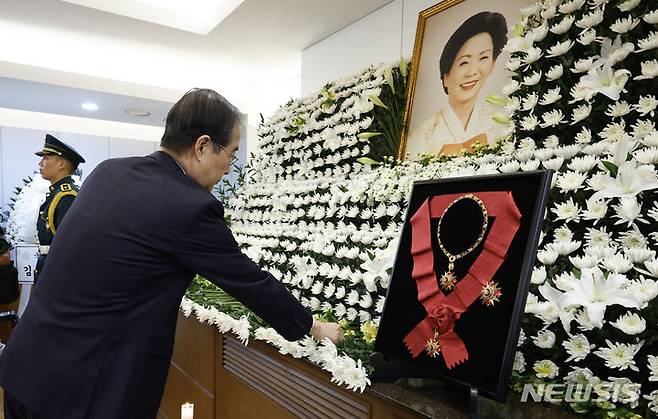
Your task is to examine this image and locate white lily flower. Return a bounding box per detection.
[559,267,642,330]
[589,161,658,203]
[579,64,630,101]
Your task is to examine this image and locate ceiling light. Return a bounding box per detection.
[61,0,246,35]
[123,108,151,117]
[81,102,99,111]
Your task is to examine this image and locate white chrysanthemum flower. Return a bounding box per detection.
[554,240,581,256]
[599,121,627,142]
[611,312,646,335]
[645,390,658,414]
[635,59,658,80]
[530,23,549,43]
[635,95,658,117]
[569,254,598,269]
[521,159,541,172]
[618,0,640,11]
[534,360,559,379]
[633,120,656,140]
[649,355,658,381]
[635,147,658,164]
[594,340,643,371]
[563,334,595,362]
[539,87,561,105]
[627,277,658,304]
[618,228,648,249]
[572,56,596,74]
[502,80,521,95]
[571,103,592,124]
[603,253,633,273]
[575,126,592,144]
[610,16,640,34]
[540,109,564,127]
[582,199,608,223]
[546,64,564,81]
[568,155,596,172]
[552,198,581,223]
[550,15,575,34]
[518,328,526,346]
[542,156,564,171]
[537,245,559,265]
[521,2,541,16]
[524,47,543,65]
[559,0,586,14]
[637,31,658,52]
[531,266,547,284]
[534,148,554,161]
[576,7,604,29]
[615,196,647,227]
[644,10,658,25]
[557,171,587,192]
[499,160,520,173]
[578,28,597,45]
[544,135,560,149]
[520,114,540,131]
[506,57,522,72]
[533,330,556,349]
[514,352,526,373]
[522,93,539,111]
[625,247,655,264]
[569,81,594,103]
[547,39,574,57]
[540,4,557,20]
[649,202,658,222]
[606,101,631,118]
[523,71,542,86]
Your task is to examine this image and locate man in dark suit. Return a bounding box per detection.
[34,134,86,283]
[0,88,342,418]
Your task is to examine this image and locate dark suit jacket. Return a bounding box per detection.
[0,151,312,418]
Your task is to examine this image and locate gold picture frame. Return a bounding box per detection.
[398,0,530,161]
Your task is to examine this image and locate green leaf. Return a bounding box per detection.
[356,157,381,166]
[357,132,383,140]
[602,160,618,177]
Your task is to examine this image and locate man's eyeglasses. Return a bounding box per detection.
[218,144,238,165]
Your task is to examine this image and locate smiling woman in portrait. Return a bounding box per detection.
[406,11,508,159]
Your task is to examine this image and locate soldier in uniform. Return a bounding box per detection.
[34,134,85,284]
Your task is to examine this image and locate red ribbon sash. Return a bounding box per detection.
[403,191,521,369]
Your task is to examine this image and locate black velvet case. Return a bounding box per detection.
[373,170,553,402]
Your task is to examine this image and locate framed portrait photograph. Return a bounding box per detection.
[399,0,532,160]
[373,170,552,401]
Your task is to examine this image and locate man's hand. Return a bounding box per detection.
[310,320,344,344]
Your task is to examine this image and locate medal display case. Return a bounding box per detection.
[373,170,553,402]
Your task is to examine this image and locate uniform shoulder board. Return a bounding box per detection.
[60,183,72,192]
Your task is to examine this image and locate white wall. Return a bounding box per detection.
[0,126,157,212]
[301,0,440,95]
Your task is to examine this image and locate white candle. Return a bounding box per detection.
[181,402,194,419]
